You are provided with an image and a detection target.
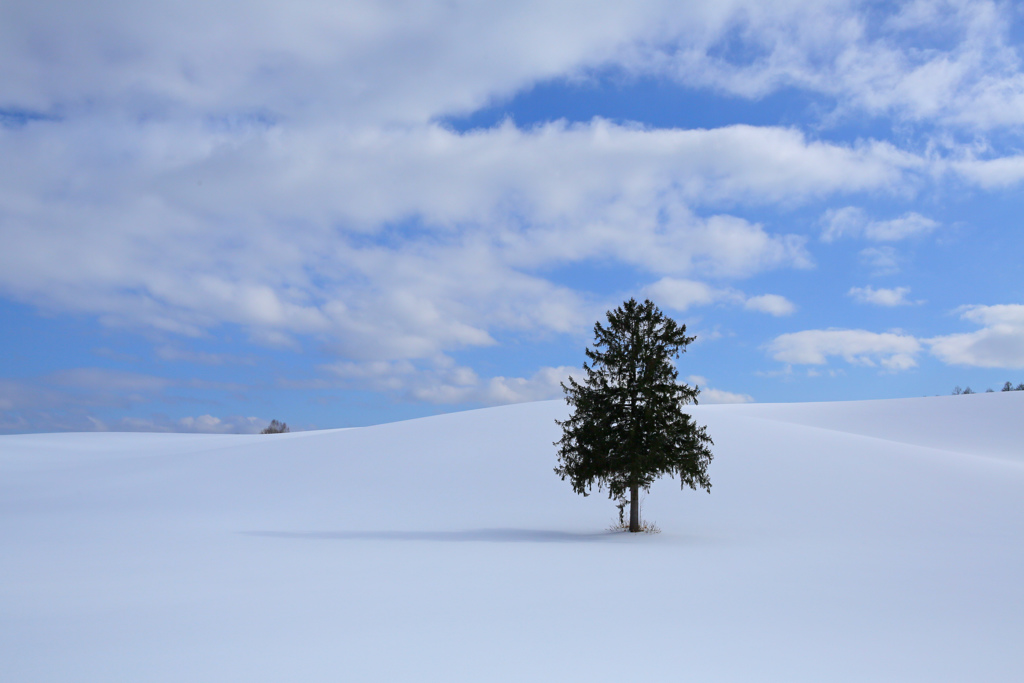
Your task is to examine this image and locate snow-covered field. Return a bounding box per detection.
[2,393,1023,682]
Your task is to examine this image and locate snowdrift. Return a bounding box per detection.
[2,393,1023,682]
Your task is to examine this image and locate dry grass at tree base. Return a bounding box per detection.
[609,498,661,533]
[608,519,661,534]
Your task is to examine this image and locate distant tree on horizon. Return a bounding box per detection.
[554,298,713,533]
[955,383,1024,394]
[261,419,290,434]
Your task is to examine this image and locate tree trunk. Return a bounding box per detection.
[629,484,640,532]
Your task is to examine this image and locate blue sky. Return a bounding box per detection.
[3,0,1024,433]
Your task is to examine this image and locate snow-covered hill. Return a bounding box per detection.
[3,393,1023,682]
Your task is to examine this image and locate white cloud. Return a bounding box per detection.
[699,387,756,404]
[865,214,940,241]
[480,366,581,405]
[646,278,741,311]
[0,371,271,434]
[848,285,919,306]
[821,207,868,242]
[949,154,1024,189]
[929,304,1024,368]
[411,364,582,406]
[84,414,268,434]
[821,207,939,242]
[6,0,1024,426]
[174,415,266,434]
[767,328,921,369]
[633,0,1024,131]
[0,0,967,377]
[959,304,1024,328]
[687,376,754,404]
[8,0,1020,134]
[1,115,916,362]
[322,356,581,406]
[767,304,1024,373]
[0,1,676,125]
[744,294,796,316]
[648,278,794,316]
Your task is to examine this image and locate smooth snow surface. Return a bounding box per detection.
[2,393,1023,682]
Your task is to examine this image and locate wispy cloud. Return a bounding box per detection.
[821,207,939,242]
[88,414,268,434]
[744,294,796,316]
[647,278,795,316]
[322,357,581,406]
[634,0,1024,131]
[0,368,268,434]
[848,285,920,306]
[859,246,901,275]
[47,368,173,393]
[155,346,257,366]
[687,376,754,404]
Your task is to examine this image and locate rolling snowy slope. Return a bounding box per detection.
[2,393,1023,682]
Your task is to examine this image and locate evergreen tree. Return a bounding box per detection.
[554,298,714,532]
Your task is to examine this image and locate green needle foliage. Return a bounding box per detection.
[554,298,714,532]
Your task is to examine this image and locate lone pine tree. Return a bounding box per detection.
[555,298,713,532]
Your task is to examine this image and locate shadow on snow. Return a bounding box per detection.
[241,528,626,543]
